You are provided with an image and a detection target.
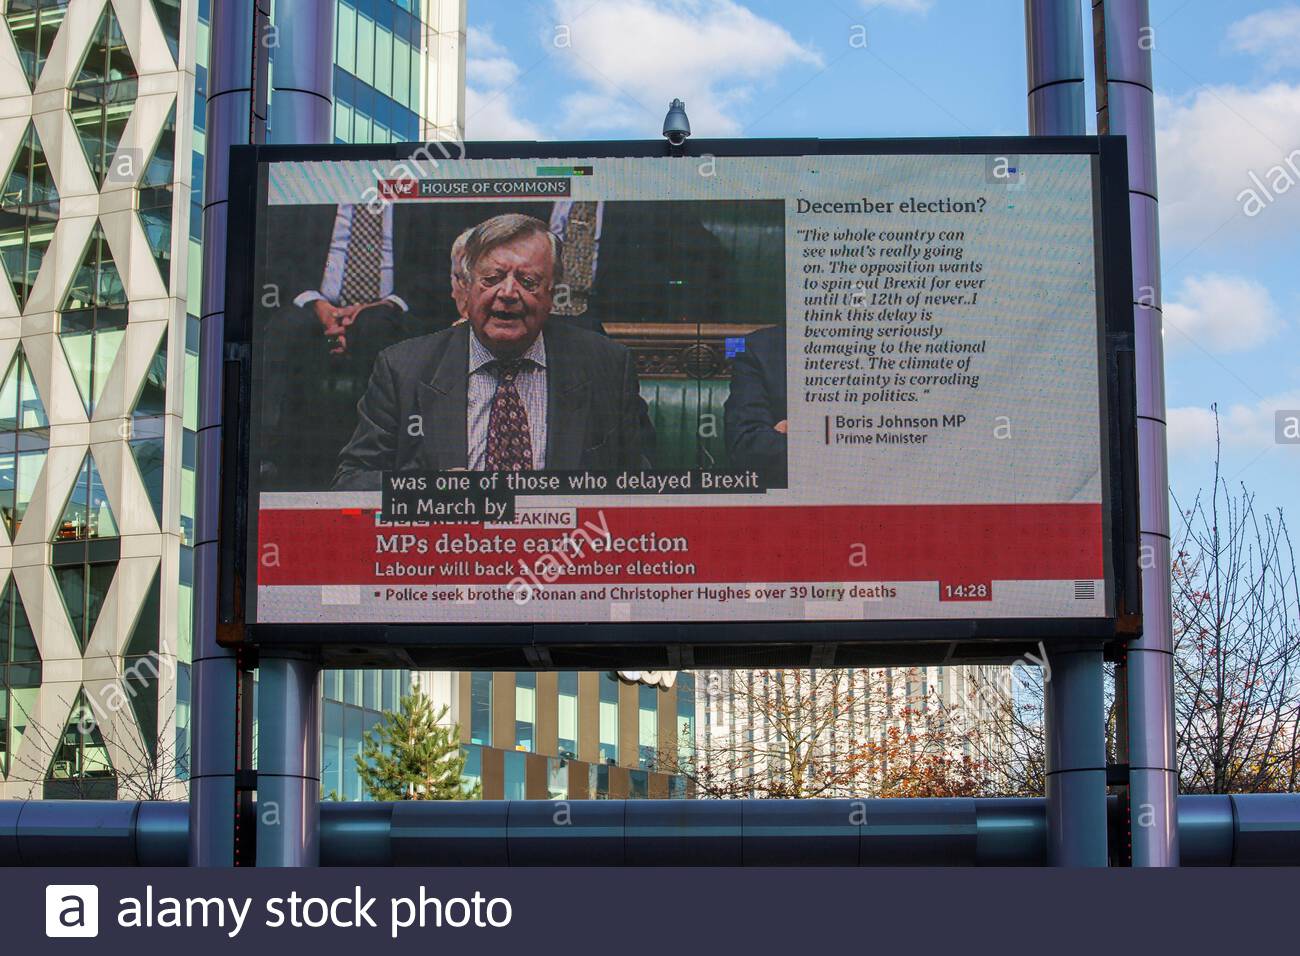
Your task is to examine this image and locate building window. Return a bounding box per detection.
[382,670,400,711]
[515,671,535,751]
[362,669,379,710]
[336,1,357,74]
[599,672,619,765]
[150,0,182,60]
[0,346,49,538]
[54,452,118,542]
[0,120,59,310]
[332,0,423,145]
[342,703,361,799]
[677,672,696,762]
[51,451,120,654]
[59,307,128,417]
[557,671,577,758]
[322,700,343,799]
[461,743,482,794]
[319,669,405,799]
[68,3,138,186]
[638,684,657,770]
[470,671,492,746]
[6,0,70,89]
[547,757,568,800]
[62,219,125,313]
[121,570,161,760]
[628,768,648,799]
[53,555,116,654]
[174,661,191,779]
[181,315,199,543]
[129,329,168,526]
[0,575,40,778]
[139,104,177,289]
[44,690,115,798]
[503,750,525,800]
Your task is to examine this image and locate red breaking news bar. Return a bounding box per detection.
[256,503,1104,587]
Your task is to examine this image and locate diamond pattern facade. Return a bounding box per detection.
[0,0,467,801]
[0,0,192,798]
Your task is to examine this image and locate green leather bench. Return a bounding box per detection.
[639,377,731,470]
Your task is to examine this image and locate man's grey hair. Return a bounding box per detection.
[450,226,473,284]
[464,213,564,287]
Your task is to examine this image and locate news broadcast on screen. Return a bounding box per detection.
[237,145,1130,634]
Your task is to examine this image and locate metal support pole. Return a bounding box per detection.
[1094,0,1178,867]
[191,0,269,867]
[1025,0,1109,867]
[256,655,322,866]
[266,0,336,144]
[1044,646,1110,865]
[248,0,335,867]
[1025,0,1087,135]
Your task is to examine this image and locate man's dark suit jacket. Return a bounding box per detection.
[724,325,787,486]
[332,321,655,490]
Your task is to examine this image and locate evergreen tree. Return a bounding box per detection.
[355,683,479,800]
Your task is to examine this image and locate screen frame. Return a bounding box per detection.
[221,135,1141,668]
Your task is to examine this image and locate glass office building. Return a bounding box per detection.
[0,0,465,800]
[459,672,695,800]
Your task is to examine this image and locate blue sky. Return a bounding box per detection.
[463,0,1300,522]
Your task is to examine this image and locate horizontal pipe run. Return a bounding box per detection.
[0,796,1297,866]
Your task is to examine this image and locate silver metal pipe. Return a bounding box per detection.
[256,656,323,866]
[248,0,335,869]
[1025,0,1110,867]
[3,797,1296,866]
[266,0,336,144]
[1044,647,1110,865]
[191,0,269,868]
[1094,0,1179,867]
[1025,0,1087,134]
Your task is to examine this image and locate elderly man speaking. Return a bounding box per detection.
[332,213,653,489]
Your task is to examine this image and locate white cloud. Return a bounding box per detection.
[464,26,542,141]
[550,0,822,136]
[862,0,934,12]
[468,26,508,58]
[1228,6,1300,69]
[465,88,543,140]
[1164,274,1284,353]
[1168,392,1300,457]
[1156,83,1300,245]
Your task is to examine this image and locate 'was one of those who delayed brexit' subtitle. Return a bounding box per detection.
[70,884,512,938]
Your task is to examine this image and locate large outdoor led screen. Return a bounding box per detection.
[226,138,1139,659]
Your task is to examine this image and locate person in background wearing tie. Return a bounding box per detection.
[261,202,437,490]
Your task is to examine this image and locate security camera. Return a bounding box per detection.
[662,99,691,148]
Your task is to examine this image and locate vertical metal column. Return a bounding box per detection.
[1025,0,1109,867]
[266,0,336,144]
[1044,646,1109,865]
[252,0,335,867]
[1094,0,1178,867]
[256,656,322,866]
[1025,0,1087,134]
[191,0,269,867]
